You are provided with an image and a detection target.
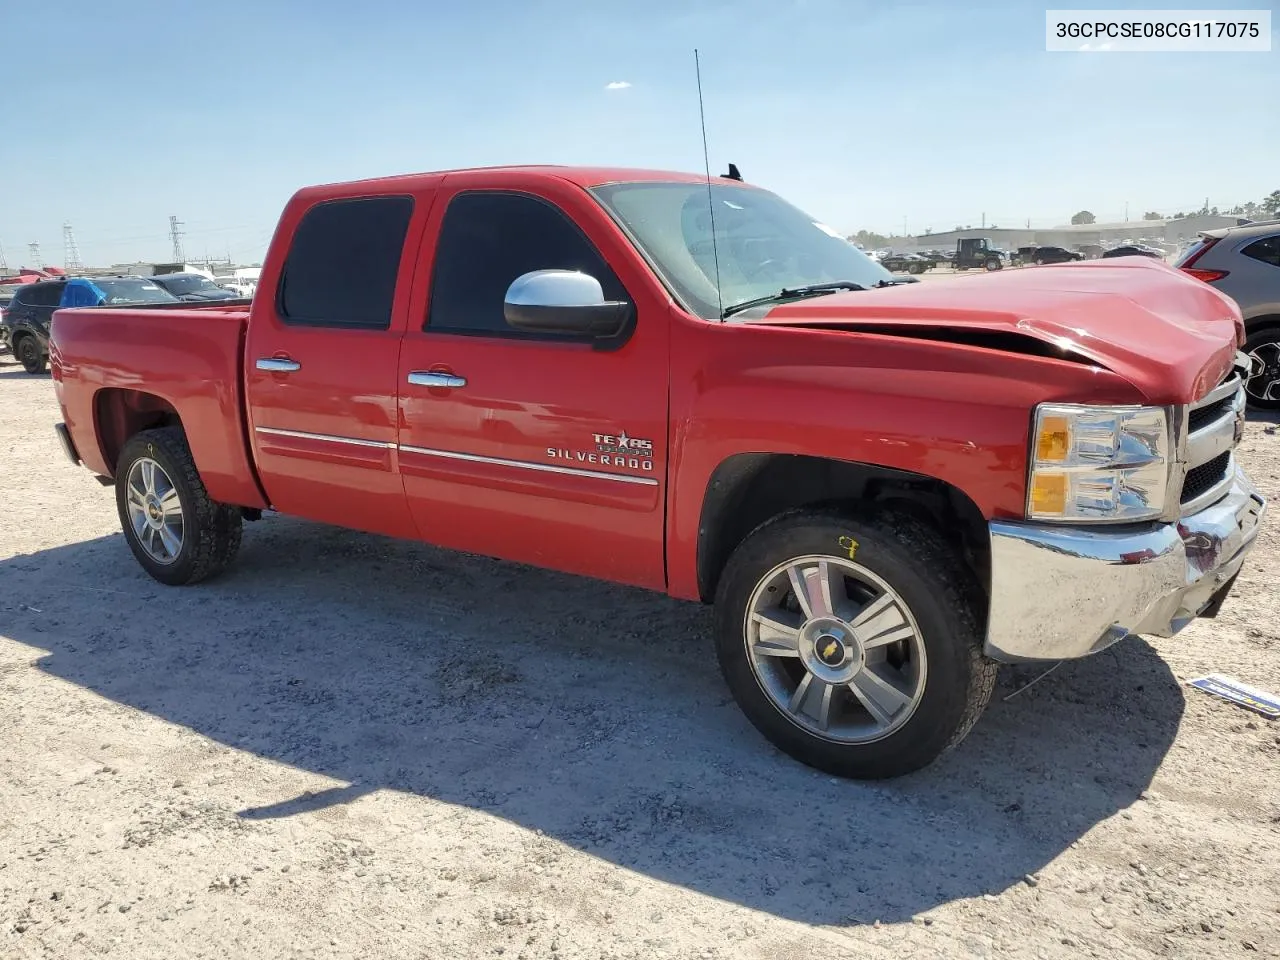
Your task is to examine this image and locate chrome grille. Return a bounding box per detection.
[1178,355,1247,514]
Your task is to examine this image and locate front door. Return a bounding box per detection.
[396,177,670,589]
[244,190,430,537]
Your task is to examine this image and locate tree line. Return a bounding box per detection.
[1071,189,1279,225]
[848,189,1280,245]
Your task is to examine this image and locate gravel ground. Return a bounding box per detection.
[2,357,1278,960]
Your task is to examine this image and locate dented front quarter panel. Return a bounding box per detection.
[663,308,1144,601]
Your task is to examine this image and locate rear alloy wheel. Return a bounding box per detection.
[1244,329,1280,410]
[713,509,996,779]
[125,456,186,565]
[116,426,243,585]
[15,335,46,374]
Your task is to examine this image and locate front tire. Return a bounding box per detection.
[713,509,996,779]
[15,335,46,374]
[115,426,243,586]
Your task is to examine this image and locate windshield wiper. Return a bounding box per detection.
[721,281,867,319]
[873,276,920,286]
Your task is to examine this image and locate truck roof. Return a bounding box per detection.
[294,165,740,196]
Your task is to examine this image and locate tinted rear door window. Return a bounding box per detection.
[278,196,414,328]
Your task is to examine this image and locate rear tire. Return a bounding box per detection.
[15,335,46,374]
[713,508,997,779]
[115,426,243,586]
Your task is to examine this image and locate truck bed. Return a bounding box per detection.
[50,302,266,509]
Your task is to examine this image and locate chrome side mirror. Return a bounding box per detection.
[503,270,631,338]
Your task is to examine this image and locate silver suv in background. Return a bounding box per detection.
[1177,220,1280,409]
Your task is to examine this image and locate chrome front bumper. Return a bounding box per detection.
[984,465,1267,662]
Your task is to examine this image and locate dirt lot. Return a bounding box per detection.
[2,356,1278,960]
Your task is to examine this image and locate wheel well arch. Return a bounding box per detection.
[1244,314,1280,336]
[694,453,991,613]
[94,388,183,477]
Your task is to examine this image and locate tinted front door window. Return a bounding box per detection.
[427,191,626,337]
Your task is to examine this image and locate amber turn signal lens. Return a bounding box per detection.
[1029,473,1067,515]
[1036,415,1072,462]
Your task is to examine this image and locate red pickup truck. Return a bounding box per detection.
[48,165,1266,779]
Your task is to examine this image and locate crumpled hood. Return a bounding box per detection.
[738,258,1244,405]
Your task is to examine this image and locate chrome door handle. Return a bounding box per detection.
[407,371,467,389]
[257,357,301,373]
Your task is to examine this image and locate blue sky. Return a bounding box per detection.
[3,0,1277,267]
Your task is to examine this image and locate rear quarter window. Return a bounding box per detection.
[1175,238,1214,267]
[19,283,64,307]
[1241,235,1280,268]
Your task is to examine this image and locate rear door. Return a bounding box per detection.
[244,188,434,536]
[395,173,671,589]
[21,281,64,326]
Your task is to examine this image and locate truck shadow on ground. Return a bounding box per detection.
[1,517,1184,926]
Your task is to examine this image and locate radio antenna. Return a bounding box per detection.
[694,48,724,320]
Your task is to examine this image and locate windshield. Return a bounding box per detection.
[94,279,180,304]
[156,274,221,295]
[589,181,895,319]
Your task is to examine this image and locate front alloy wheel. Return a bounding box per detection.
[745,556,927,742]
[713,509,997,779]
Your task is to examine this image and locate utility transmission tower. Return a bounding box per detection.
[0,241,8,272]
[63,221,84,271]
[169,215,185,262]
[28,241,43,268]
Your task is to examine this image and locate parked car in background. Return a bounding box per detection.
[215,279,252,297]
[1177,221,1280,408]
[879,252,935,274]
[1102,244,1164,259]
[1027,246,1083,265]
[2,276,178,373]
[951,237,1004,270]
[148,272,242,302]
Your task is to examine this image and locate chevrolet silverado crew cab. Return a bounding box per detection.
[49,165,1267,779]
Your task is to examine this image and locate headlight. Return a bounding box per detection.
[1027,404,1170,522]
